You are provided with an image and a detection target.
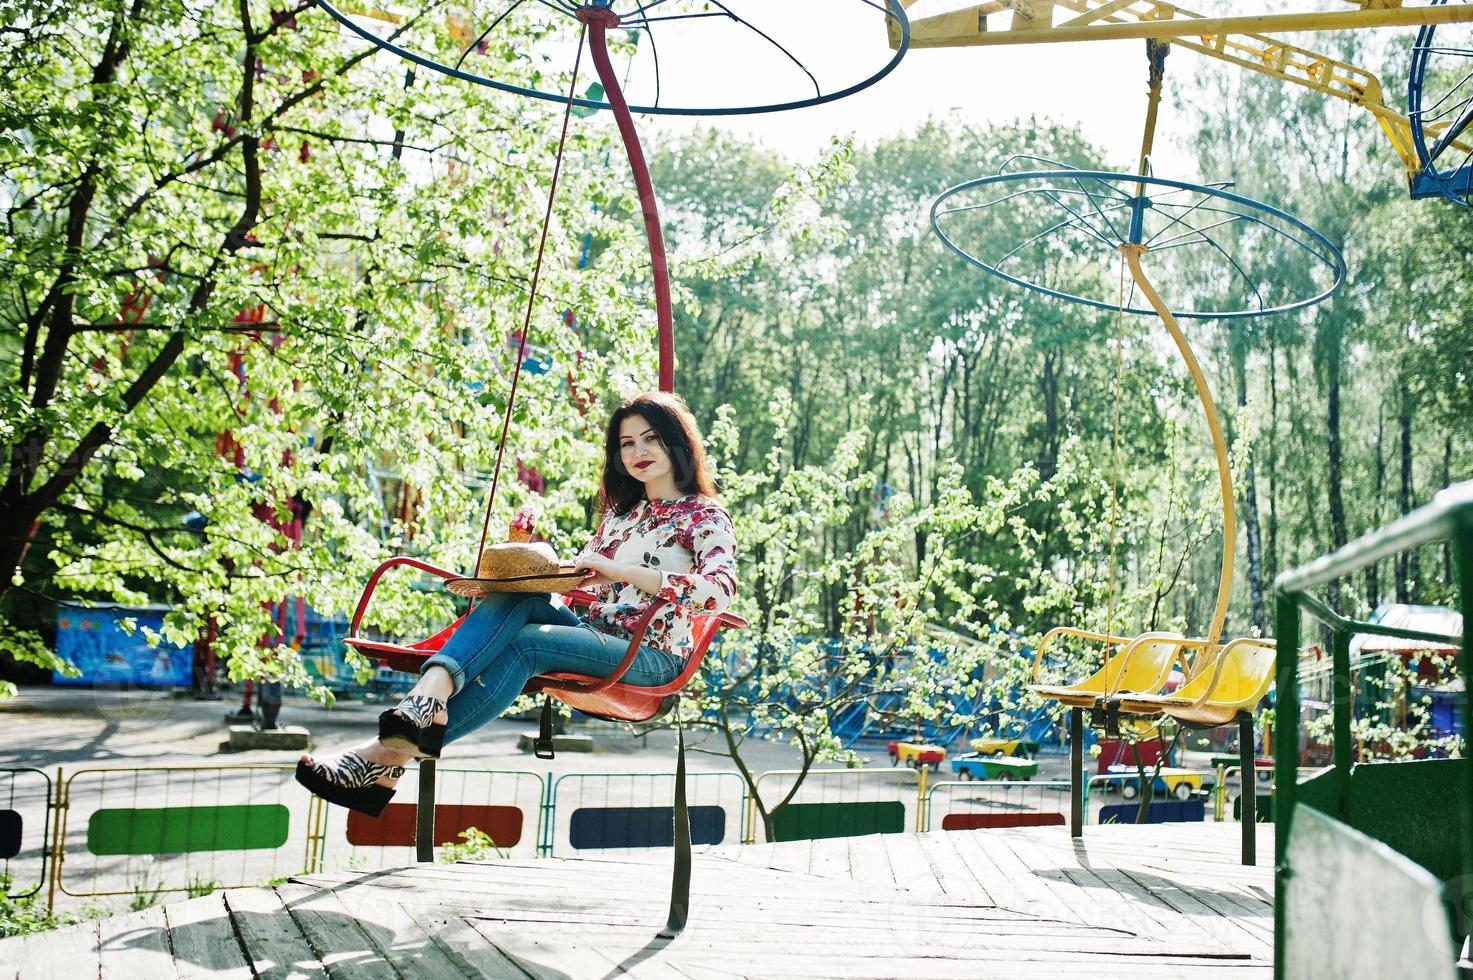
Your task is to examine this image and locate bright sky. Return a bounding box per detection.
[642,2,1210,175]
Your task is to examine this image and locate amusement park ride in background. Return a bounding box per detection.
[894,0,1473,204]
[896,8,1471,975]
[889,0,1473,861]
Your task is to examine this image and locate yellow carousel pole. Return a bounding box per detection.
[1120,244,1236,647]
[1124,37,1235,647]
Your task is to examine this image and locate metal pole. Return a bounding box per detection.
[1272,591,1302,980]
[916,763,929,831]
[1135,39,1170,180]
[46,767,62,913]
[901,4,1473,48]
[579,5,675,393]
[662,723,691,937]
[1070,707,1084,837]
[1122,245,1235,644]
[416,759,436,863]
[1239,711,1256,866]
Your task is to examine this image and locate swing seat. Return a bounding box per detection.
[341,556,745,723]
[1027,628,1188,709]
[1111,636,1276,728]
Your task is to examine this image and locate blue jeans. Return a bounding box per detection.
[421,593,684,744]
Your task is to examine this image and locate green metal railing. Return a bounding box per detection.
[1273,480,1471,978]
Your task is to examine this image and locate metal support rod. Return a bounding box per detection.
[46,767,62,913]
[1136,39,1170,181]
[900,4,1473,48]
[579,5,675,393]
[1121,244,1235,644]
[1070,707,1084,837]
[916,763,929,831]
[416,759,436,863]
[662,721,691,937]
[1272,591,1301,980]
[1239,711,1256,866]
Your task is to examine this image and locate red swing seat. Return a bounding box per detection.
[342,556,745,722]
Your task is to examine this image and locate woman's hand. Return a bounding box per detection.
[573,554,625,588]
[572,555,663,595]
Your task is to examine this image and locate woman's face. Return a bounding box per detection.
[618,414,673,488]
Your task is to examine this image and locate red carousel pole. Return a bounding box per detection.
[577,5,675,393]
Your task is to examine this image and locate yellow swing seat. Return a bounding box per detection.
[1112,636,1276,728]
[1027,628,1188,709]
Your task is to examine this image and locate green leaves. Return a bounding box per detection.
[1,0,657,687]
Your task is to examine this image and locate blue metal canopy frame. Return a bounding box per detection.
[930,164,1346,320]
[316,0,910,117]
[1408,0,1473,206]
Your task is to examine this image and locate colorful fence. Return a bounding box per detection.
[325,767,545,865]
[1214,765,1278,823]
[925,779,1070,831]
[547,772,746,856]
[1085,770,1215,825]
[0,768,51,899]
[29,756,1269,911]
[54,765,315,901]
[748,768,920,843]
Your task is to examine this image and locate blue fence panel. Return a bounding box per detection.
[568,805,725,849]
[1098,799,1206,825]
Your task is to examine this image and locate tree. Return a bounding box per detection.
[1,0,654,689]
[679,398,1121,840]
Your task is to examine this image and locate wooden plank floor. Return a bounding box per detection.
[0,823,1274,979]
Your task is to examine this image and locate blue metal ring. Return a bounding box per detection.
[931,168,1346,320]
[1407,0,1473,205]
[316,0,910,117]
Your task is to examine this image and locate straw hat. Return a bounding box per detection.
[446,542,588,598]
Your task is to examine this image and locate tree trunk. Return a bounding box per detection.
[1267,332,1280,586]
[1397,380,1415,603]
[1368,402,1386,609]
[1325,324,1348,611]
[1445,434,1454,585]
[1234,349,1266,632]
[1037,347,1061,482]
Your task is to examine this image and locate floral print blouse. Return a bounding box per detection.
[574,494,738,661]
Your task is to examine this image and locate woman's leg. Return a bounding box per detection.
[417,593,570,695]
[403,592,577,709]
[300,594,580,795]
[443,623,684,744]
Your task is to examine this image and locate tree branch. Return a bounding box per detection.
[6,0,147,515]
[104,5,437,240]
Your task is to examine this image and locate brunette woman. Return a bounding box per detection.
[296,391,737,815]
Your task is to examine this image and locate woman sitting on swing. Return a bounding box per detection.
[297,391,738,815]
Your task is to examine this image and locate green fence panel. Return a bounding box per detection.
[87,804,290,856]
[1298,758,1468,886]
[770,801,906,842]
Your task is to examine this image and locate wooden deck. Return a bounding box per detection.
[1,823,1274,978]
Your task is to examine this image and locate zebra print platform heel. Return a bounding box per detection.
[378,694,447,759]
[294,751,405,817]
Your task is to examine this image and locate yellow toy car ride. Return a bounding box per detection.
[1103,765,1204,801]
[969,736,1040,759]
[887,740,947,770]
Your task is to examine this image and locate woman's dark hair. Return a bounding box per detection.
[599,391,717,515]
